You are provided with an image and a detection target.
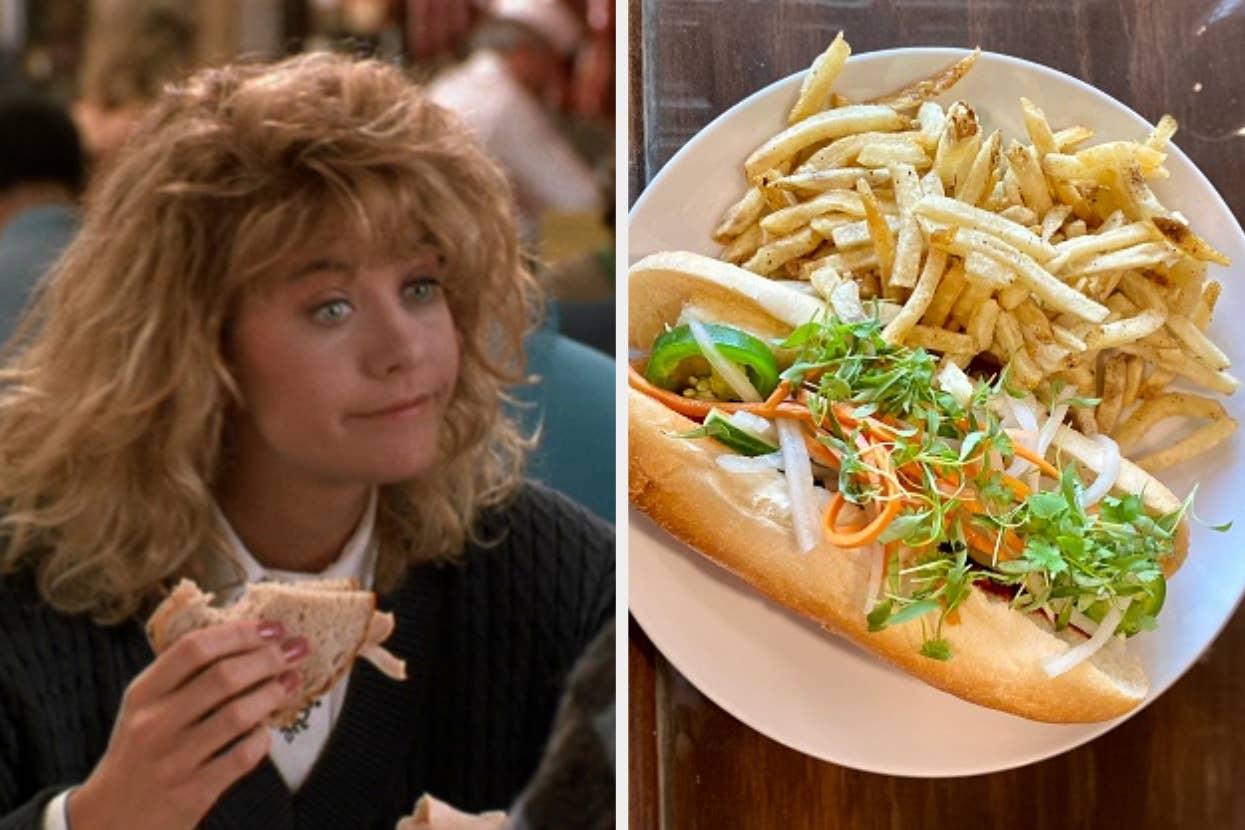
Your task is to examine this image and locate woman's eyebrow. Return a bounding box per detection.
[289,258,354,281]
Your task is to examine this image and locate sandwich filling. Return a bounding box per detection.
[631,311,1208,674]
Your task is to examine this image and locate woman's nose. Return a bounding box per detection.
[360,293,425,379]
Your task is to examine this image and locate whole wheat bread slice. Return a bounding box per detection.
[146,578,406,729]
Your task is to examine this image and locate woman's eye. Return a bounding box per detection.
[311,299,352,324]
[403,276,442,304]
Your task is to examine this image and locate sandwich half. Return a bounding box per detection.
[147,577,406,728]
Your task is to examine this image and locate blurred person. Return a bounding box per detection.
[427,0,615,518]
[565,0,613,121]
[404,0,478,60]
[0,93,83,343]
[0,52,612,830]
[73,0,196,176]
[426,0,601,239]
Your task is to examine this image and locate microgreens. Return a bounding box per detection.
[781,312,1203,660]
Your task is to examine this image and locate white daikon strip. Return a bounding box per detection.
[716,452,784,474]
[729,410,777,442]
[777,418,820,554]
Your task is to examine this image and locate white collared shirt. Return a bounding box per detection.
[44,489,380,829]
[216,487,379,792]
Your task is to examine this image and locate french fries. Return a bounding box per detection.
[788,32,851,124]
[760,189,865,236]
[706,33,1237,472]
[857,178,896,288]
[745,106,907,182]
[1111,393,1239,473]
[915,194,1057,261]
[868,48,981,111]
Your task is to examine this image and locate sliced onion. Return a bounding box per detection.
[729,410,777,443]
[1036,401,1069,459]
[1043,599,1129,678]
[716,451,783,474]
[1067,607,1100,636]
[1003,399,1037,477]
[1080,434,1121,508]
[687,317,762,402]
[776,418,820,554]
[1007,394,1040,435]
[628,346,650,360]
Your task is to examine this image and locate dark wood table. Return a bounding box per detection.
[628,1,1245,827]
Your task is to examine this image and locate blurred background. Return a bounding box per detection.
[0,0,616,522]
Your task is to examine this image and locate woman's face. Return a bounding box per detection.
[225,244,461,490]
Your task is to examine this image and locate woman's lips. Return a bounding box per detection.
[355,394,433,419]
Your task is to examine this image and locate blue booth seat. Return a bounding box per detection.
[511,325,615,524]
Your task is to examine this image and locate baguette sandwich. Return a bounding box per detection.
[629,250,1193,722]
[147,577,407,729]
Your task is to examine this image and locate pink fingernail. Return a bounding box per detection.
[280,671,300,693]
[282,637,309,662]
[259,621,284,640]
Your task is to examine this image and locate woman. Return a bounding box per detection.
[0,52,613,830]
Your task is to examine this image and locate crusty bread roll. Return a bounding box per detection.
[147,578,406,729]
[629,250,1189,722]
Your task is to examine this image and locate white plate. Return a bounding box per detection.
[628,48,1245,776]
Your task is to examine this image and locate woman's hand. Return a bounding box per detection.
[66,619,308,830]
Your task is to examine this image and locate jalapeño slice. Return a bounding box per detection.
[644,323,779,399]
[1081,574,1166,637]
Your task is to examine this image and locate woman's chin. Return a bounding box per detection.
[351,453,442,486]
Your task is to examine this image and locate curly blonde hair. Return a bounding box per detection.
[0,52,540,624]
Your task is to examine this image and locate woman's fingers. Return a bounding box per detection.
[170,635,309,728]
[184,671,300,765]
[135,619,286,703]
[69,627,304,830]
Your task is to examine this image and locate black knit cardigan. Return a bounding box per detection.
[0,482,614,829]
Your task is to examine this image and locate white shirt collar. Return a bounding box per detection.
[210,487,379,600]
